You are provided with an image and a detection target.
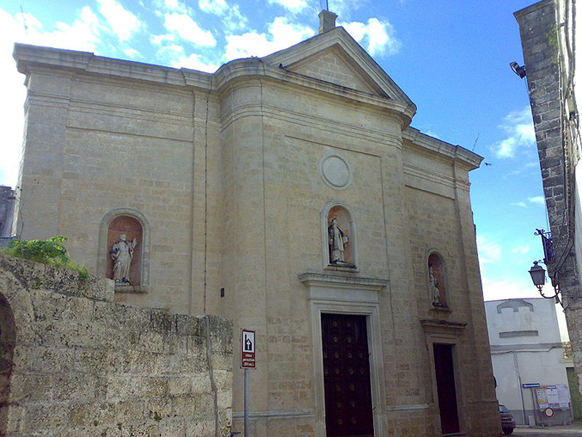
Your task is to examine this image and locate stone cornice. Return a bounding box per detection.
[13,43,415,126]
[420,319,467,336]
[298,272,389,291]
[404,127,483,170]
[13,43,213,90]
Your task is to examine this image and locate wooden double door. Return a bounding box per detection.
[321,313,374,437]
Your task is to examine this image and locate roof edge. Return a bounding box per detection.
[12,43,213,90]
[405,127,484,169]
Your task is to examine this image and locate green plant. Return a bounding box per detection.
[548,25,559,65]
[5,236,69,264]
[153,412,162,422]
[1,236,89,279]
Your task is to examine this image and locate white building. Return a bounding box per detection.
[485,298,571,426]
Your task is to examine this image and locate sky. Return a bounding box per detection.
[0,0,556,306]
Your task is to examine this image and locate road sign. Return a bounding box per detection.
[522,383,541,389]
[241,329,256,368]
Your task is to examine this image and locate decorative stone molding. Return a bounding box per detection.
[300,271,389,437]
[420,319,467,338]
[319,153,352,190]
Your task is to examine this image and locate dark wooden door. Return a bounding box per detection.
[322,313,374,437]
[433,344,460,434]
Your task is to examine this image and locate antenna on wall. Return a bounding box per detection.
[320,0,329,11]
[20,5,29,34]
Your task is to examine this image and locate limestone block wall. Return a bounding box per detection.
[403,145,500,436]
[516,0,582,408]
[0,254,233,437]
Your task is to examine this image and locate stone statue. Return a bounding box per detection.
[429,265,442,306]
[110,234,138,284]
[328,218,349,264]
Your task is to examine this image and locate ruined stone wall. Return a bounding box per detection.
[0,254,233,437]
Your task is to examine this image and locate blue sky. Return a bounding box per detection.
[0,0,552,302]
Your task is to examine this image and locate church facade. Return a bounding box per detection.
[12,13,500,437]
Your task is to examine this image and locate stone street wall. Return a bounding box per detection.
[0,254,232,437]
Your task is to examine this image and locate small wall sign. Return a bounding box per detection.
[241,329,256,369]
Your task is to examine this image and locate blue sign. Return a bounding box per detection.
[522,383,540,389]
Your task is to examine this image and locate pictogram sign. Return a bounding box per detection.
[241,329,256,368]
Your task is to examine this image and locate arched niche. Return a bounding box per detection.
[321,201,357,269]
[0,292,15,435]
[427,251,448,308]
[98,208,149,291]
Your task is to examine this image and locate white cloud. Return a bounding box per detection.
[511,245,530,255]
[22,7,102,53]
[511,201,527,208]
[268,0,309,13]
[0,9,27,187]
[343,18,400,56]
[528,196,545,205]
[164,12,216,47]
[171,53,219,72]
[224,16,314,60]
[476,235,502,264]
[199,0,229,15]
[225,32,271,59]
[151,33,175,45]
[98,0,143,42]
[491,107,536,159]
[325,0,363,19]
[481,277,540,301]
[198,0,247,32]
[0,6,103,187]
[164,0,187,12]
[156,42,185,58]
[124,48,140,58]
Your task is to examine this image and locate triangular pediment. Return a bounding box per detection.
[285,46,382,96]
[262,27,415,109]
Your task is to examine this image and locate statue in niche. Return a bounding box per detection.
[328,218,349,264]
[110,234,138,284]
[429,264,444,307]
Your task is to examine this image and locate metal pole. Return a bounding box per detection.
[244,368,249,437]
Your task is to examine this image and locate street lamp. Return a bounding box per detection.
[528,261,546,292]
[528,261,560,300]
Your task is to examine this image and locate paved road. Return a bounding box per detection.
[512,425,582,436]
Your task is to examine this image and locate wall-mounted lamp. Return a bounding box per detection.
[510,61,527,79]
[528,260,560,301]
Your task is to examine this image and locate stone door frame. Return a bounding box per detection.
[420,320,467,436]
[300,273,389,437]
